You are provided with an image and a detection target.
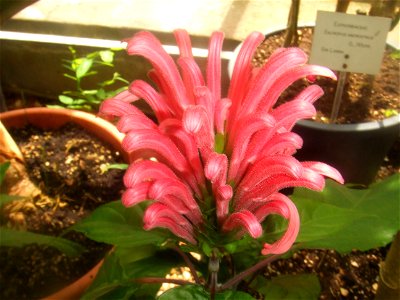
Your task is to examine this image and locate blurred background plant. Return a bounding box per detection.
[50,47,129,111]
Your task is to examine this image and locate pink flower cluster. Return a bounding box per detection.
[100,30,344,255]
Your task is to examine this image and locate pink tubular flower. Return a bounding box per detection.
[99,29,344,254]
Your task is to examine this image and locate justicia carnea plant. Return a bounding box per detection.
[99,29,344,297]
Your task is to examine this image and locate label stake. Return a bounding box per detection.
[330,71,347,123]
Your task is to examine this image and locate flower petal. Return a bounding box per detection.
[183,105,214,154]
[259,132,303,157]
[122,129,189,173]
[178,57,205,103]
[256,64,336,115]
[292,84,325,104]
[117,113,158,133]
[148,178,203,225]
[160,119,205,190]
[302,161,344,184]
[227,31,265,131]
[111,89,140,102]
[272,100,316,131]
[234,126,278,182]
[246,155,303,184]
[205,152,228,186]
[193,86,214,126]
[99,98,142,118]
[125,31,187,114]
[144,215,197,245]
[216,184,233,222]
[222,210,262,238]
[214,97,231,134]
[254,195,300,255]
[144,202,191,226]
[123,160,178,188]
[129,80,173,121]
[121,182,151,207]
[174,29,193,58]
[237,47,309,121]
[207,31,224,107]
[237,155,303,197]
[227,114,276,182]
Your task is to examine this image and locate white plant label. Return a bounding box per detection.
[310,11,391,74]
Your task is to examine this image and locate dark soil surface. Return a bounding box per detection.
[253,27,400,124]
[262,247,388,299]
[0,123,125,299]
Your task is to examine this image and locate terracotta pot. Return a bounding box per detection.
[228,26,400,185]
[41,258,104,300]
[0,107,127,161]
[0,107,126,299]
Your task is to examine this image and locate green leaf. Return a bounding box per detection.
[46,104,66,109]
[384,109,398,118]
[96,88,107,100]
[158,286,255,300]
[113,244,158,265]
[83,93,100,104]
[158,285,208,300]
[81,89,99,95]
[105,86,128,99]
[96,285,138,300]
[83,249,182,299]
[115,74,130,84]
[70,201,167,248]
[76,58,94,79]
[100,72,129,88]
[99,50,115,64]
[68,45,77,56]
[0,228,84,256]
[58,95,74,105]
[390,49,400,59]
[215,290,256,299]
[0,161,10,184]
[81,251,127,299]
[63,73,77,81]
[100,163,128,174]
[251,274,320,299]
[290,174,400,253]
[70,99,89,105]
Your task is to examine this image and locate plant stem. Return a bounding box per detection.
[208,249,219,300]
[218,254,281,291]
[172,245,201,284]
[132,277,195,286]
[284,0,300,47]
[376,231,400,299]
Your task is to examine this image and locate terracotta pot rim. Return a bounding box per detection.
[1,107,118,130]
[1,107,128,160]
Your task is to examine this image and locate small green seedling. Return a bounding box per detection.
[52,47,129,111]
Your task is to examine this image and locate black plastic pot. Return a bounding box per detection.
[293,115,400,185]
